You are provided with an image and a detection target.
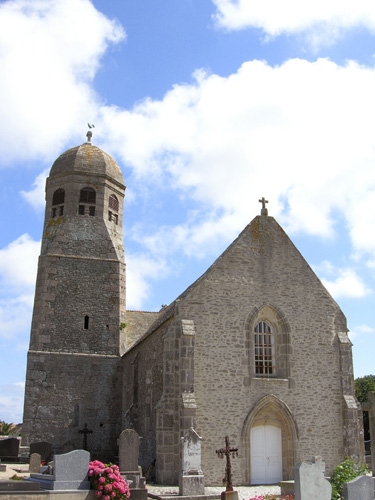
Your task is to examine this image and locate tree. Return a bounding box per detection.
[0,421,14,436]
[354,375,375,441]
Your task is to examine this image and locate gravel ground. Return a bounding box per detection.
[146,483,281,498]
[0,464,281,498]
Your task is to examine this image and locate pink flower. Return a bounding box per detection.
[99,476,106,484]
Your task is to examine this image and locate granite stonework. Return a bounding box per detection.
[21,135,364,487]
[29,449,90,490]
[22,142,126,463]
[0,492,96,500]
[118,429,147,500]
[294,456,331,500]
[0,438,19,462]
[30,441,52,463]
[179,428,205,496]
[343,475,375,500]
[0,480,40,492]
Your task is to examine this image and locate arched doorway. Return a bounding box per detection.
[241,395,298,484]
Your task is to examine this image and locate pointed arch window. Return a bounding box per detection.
[254,321,274,376]
[79,187,96,216]
[51,188,65,218]
[108,194,119,224]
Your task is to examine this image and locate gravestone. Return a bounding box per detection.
[294,456,331,500]
[179,427,205,496]
[343,475,374,500]
[29,449,90,490]
[29,453,42,473]
[118,429,147,500]
[29,441,52,463]
[0,437,19,462]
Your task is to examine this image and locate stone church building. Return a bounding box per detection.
[22,135,364,485]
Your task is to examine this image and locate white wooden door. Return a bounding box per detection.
[250,425,282,484]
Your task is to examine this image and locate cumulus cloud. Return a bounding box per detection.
[95,58,375,263]
[126,253,168,310]
[21,169,48,211]
[0,381,25,424]
[0,234,40,290]
[0,0,125,165]
[349,323,375,340]
[318,261,372,299]
[212,0,375,48]
[0,234,39,342]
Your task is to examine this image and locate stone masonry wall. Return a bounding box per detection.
[23,351,122,461]
[121,322,166,476]
[159,215,361,485]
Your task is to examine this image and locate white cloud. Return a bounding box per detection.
[0,234,40,290]
[0,0,125,165]
[126,253,168,310]
[0,381,25,424]
[21,169,48,211]
[348,323,375,341]
[212,0,375,47]
[319,264,372,299]
[0,234,39,341]
[96,58,375,263]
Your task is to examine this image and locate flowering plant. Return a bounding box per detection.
[88,460,130,499]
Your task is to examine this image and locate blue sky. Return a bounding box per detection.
[1,0,375,423]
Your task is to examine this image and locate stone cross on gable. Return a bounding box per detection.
[259,197,268,216]
[215,436,238,492]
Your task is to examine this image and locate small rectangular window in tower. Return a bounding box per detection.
[59,206,64,216]
[89,206,95,216]
[52,207,57,218]
[84,315,89,330]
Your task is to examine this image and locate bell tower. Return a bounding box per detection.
[22,132,126,459]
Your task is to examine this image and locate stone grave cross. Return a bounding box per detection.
[216,436,238,492]
[78,423,93,451]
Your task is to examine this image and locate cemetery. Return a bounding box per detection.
[0,425,374,499]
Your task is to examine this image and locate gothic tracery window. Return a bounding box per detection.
[254,320,274,376]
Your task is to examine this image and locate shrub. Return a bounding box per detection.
[88,460,130,499]
[330,457,369,499]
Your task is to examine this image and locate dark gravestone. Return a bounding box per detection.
[0,438,19,462]
[30,441,52,463]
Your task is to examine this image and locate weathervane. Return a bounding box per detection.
[86,123,95,144]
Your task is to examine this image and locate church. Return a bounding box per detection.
[22,134,364,486]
